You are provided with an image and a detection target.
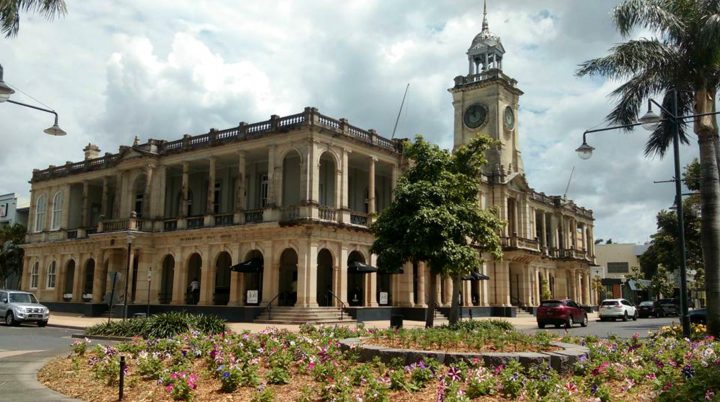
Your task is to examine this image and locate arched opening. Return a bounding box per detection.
[282,151,301,207]
[160,255,174,304]
[472,279,480,306]
[378,268,392,306]
[318,153,336,207]
[63,260,75,300]
[187,253,202,304]
[132,174,147,218]
[83,259,95,301]
[347,251,365,306]
[214,252,231,305]
[316,249,333,306]
[278,248,298,306]
[243,250,264,305]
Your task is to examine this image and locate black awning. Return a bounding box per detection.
[378,267,404,275]
[348,261,379,274]
[462,272,490,281]
[231,258,263,273]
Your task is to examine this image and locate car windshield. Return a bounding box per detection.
[541,301,563,307]
[601,300,618,306]
[639,301,654,306]
[9,293,38,304]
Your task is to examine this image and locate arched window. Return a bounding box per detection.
[46,261,57,289]
[30,262,40,288]
[34,195,47,232]
[51,191,64,230]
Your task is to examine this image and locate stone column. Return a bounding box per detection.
[368,157,376,215]
[20,257,30,290]
[143,164,154,218]
[152,165,167,221]
[462,281,471,307]
[495,261,511,306]
[443,277,452,306]
[113,173,123,219]
[339,247,349,305]
[395,261,414,307]
[266,145,276,208]
[297,242,318,307]
[101,177,110,219]
[71,258,83,302]
[229,271,241,306]
[234,152,246,222]
[199,250,214,305]
[367,254,378,307]
[583,271,591,305]
[91,251,106,303]
[81,181,90,228]
[341,149,350,209]
[390,164,399,201]
[307,142,319,204]
[416,262,427,307]
[260,242,274,304]
[434,274,442,306]
[206,157,216,225]
[180,162,190,218]
[171,250,185,305]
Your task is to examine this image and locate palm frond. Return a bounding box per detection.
[607,70,667,127]
[644,90,693,157]
[577,39,673,79]
[613,0,683,37]
[699,12,720,53]
[0,0,66,38]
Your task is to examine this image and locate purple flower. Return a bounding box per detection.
[590,384,598,395]
[682,364,695,379]
[222,371,230,379]
[446,366,461,382]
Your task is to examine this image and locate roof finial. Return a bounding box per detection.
[482,0,489,33]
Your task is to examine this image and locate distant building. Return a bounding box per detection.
[595,243,651,303]
[0,193,28,228]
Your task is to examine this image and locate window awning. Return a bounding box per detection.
[348,261,379,274]
[230,258,263,273]
[462,271,490,281]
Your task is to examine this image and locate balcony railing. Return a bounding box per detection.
[280,206,300,222]
[350,212,368,226]
[244,209,263,224]
[163,219,178,232]
[66,230,78,240]
[103,219,129,232]
[187,217,204,229]
[318,207,337,222]
[214,214,234,226]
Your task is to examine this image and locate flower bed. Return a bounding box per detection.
[38,323,720,401]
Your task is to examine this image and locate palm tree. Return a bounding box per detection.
[577,0,720,335]
[0,0,66,38]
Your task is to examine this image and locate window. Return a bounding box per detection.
[34,195,47,232]
[607,262,629,274]
[51,191,64,230]
[30,262,39,288]
[259,174,268,207]
[213,181,221,214]
[46,261,57,289]
[134,193,144,218]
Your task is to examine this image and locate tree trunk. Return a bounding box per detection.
[425,272,436,328]
[695,89,720,336]
[448,275,462,326]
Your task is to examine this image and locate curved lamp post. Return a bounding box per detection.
[577,90,720,338]
[0,64,67,136]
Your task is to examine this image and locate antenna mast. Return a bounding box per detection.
[563,166,575,199]
[391,83,410,139]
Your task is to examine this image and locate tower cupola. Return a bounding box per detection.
[467,1,505,75]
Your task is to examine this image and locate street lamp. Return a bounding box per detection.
[123,233,135,321]
[577,90,720,338]
[0,63,67,136]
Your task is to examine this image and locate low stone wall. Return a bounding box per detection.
[339,338,588,374]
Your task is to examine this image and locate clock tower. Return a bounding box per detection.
[449,1,524,176]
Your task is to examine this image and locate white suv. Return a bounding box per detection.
[599,298,637,321]
[0,290,50,327]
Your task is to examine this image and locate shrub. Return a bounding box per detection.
[84,312,227,339]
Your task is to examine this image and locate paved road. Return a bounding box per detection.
[0,324,80,402]
[523,316,679,338]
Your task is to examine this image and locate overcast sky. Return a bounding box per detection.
[0,0,699,244]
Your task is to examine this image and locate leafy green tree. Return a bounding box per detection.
[540,277,552,301]
[650,265,675,298]
[0,223,25,289]
[371,135,503,327]
[1,0,66,38]
[578,1,720,335]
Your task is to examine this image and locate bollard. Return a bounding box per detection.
[119,355,125,400]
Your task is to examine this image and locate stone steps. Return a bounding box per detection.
[254,307,353,324]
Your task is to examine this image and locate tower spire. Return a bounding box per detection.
[482,0,489,33]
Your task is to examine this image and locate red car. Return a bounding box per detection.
[536,299,588,329]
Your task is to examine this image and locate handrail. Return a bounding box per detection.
[264,293,281,321]
[327,290,345,320]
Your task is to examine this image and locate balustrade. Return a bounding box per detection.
[187,217,204,229]
[350,212,368,226]
[244,209,263,224]
[280,206,300,222]
[214,214,234,226]
[163,219,178,232]
[318,207,337,222]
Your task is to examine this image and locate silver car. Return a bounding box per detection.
[0,290,50,327]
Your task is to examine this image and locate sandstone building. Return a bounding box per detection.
[20,8,595,321]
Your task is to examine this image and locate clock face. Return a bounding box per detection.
[463,103,488,129]
[504,106,515,130]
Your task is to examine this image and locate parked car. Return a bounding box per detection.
[536,299,588,329]
[599,298,637,321]
[688,308,707,325]
[638,300,661,318]
[657,298,679,316]
[0,290,50,327]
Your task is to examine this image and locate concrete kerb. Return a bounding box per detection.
[339,338,588,374]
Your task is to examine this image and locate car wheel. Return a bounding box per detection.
[580,315,588,327]
[599,317,605,322]
[633,311,638,321]
[37,321,47,327]
[538,322,545,329]
[5,312,17,326]
[622,312,628,322]
[566,317,573,329]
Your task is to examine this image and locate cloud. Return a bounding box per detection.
[0,0,696,244]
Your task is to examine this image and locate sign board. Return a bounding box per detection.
[246,290,259,304]
[379,292,388,305]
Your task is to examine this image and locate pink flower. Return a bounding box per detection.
[493,364,504,375]
[165,384,174,393]
[564,382,577,393]
[645,373,657,381]
[706,389,715,401]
